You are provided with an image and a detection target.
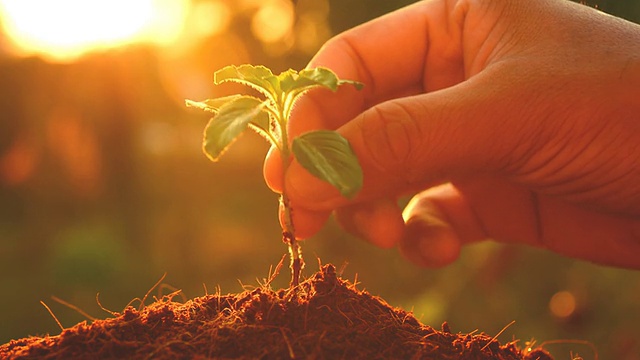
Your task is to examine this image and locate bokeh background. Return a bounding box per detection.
[1,1,639,359]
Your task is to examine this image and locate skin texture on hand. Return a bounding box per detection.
[263,0,640,269]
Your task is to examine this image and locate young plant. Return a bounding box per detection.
[186,64,363,287]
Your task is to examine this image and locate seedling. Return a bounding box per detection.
[186,64,363,287]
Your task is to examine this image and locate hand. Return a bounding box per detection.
[263,0,640,269]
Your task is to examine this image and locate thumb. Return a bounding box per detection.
[284,70,527,210]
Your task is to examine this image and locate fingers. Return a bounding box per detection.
[283,73,514,210]
[399,177,543,268]
[399,183,478,268]
[264,0,468,195]
[400,212,462,268]
[527,196,640,269]
[287,0,464,136]
[334,198,405,249]
[402,180,640,269]
[278,202,330,240]
[263,0,468,239]
[331,191,464,268]
[263,145,283,193]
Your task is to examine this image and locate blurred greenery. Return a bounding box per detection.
[1,1,639,359]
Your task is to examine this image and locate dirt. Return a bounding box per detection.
[0,264,553,359]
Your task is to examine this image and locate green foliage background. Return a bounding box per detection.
[0,1,638,359]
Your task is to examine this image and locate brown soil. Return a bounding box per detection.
[1,264,553,359]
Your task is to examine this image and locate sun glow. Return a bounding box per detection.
[0,0,189,62]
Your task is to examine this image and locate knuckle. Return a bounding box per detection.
[360,102,424,176]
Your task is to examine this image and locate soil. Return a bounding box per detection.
[0,264,553,359]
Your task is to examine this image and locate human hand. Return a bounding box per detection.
[263,0,640,269]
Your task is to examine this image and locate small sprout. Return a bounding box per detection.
[187,64,363,287]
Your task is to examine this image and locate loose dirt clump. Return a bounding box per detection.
[0,264,553,359]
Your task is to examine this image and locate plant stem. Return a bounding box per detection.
[278,110,304,289]
[280,192,303,288]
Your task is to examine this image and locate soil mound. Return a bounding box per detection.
[0,264,552,359]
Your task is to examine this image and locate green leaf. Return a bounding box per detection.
[188,95,272,143]
[203,96,268,161]
[300,67,364,91]
[185,95,243,113]
[277,69,299,93]
[280,67,363,95]
[247,110,271,136]
[214,65,280,103]
[278,67,364,119]
[292,130,363,198]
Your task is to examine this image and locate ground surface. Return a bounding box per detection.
[0,264,553,359]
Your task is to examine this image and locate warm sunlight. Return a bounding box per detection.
[251,0,294,43]
[0,0,189,62]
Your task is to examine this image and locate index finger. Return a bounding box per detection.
[288,0,465,137]
[263,0,465,194]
